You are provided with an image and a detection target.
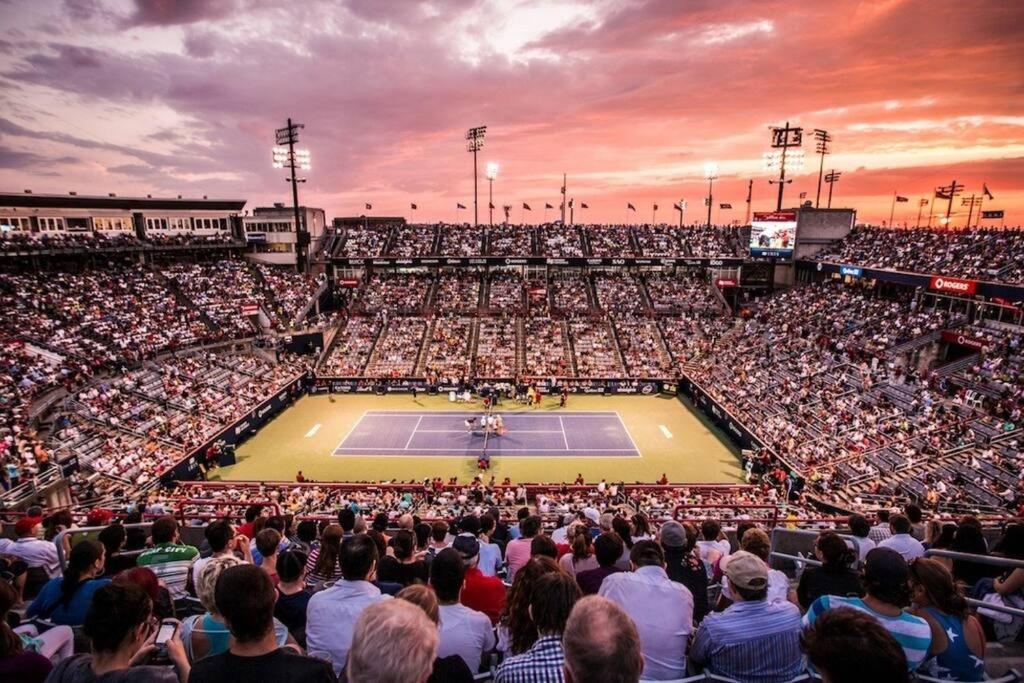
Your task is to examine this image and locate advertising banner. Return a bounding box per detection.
[929,276,978,295]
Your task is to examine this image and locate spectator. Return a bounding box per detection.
[498,556,563,656]
[45,582,190,683]
[305,534,390,676]
[346,600,438,683]
[495,571,580,683]
[797,531,864,610]
[192,519,251,588]
[802,607,909,683]
[98,523,137,576]
[909,557,986,681]
[559,523,598,577]
[452,533,506,625]
[696,519,729,565]
[425,521,450,562]
[188,564,333,683]
[304,524,343,587]
[255,529,282,586]
[562,595,643,683]
[27,539,108,627]
[848,513,876,563]
[0,580,55,683]
[179,555,295,662]
[7,516,59,579]
[476,514,503,577]
[718,527,796,606]
[599,540,694,680]
[531,535,558,561]
[869,510,893,544]
[273,549,311,643]
[659,521,710,624]
[574,532,624,596]
[804,548,932,672]
[430,548,495,673]
[377,529,428,586]
[112,566,174,621]
[879,514,925,562]
[905,504,926,541]
[505,515,540,580]
[136,516,198,603]
[396,584,474,683]
[691,550,804,682]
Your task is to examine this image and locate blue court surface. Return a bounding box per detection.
[333,411,641,458]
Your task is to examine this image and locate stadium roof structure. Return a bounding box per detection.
[0,191,247,212]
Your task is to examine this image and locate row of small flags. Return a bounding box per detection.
[362,200,737,212]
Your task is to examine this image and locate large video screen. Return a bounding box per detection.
[749,211,797,258]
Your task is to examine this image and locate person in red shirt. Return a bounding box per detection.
[452,534,505,625]
[236,505,266,540]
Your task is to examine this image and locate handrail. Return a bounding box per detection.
[924,549,1024,570]
[54,523,153,573]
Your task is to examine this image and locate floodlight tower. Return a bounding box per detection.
[812,129,832,208]
[466,126,487,227]
[486,162,499,228]
[824,170,842,208]
[765,122,804,211]
[703,162,719,229]
[273,118,311,273]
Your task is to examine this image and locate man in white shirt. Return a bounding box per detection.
[697,519,731,564]
[868,510,893,544]
[7,517,60,578]
[431,547,495,673]
[599,540,694,680]
[878,514,925,562]
[306,534,391,676]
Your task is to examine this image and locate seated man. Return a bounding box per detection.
[563,595,643,683]
[690,550,804,682]
[188,564,333,683]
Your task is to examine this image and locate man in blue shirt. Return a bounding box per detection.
[691,550,804,682]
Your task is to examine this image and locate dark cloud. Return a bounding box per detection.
[183,30,218,59]
[123,0,240,27]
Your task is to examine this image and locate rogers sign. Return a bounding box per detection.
[929,276,977,295]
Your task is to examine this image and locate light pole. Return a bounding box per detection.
[486,162,498,228]
[824,170,841,208]
[466,126,487,227]
[273,118,311,274]
[703,162,718,229]
[812,129,831,208]
[766,122,804,211]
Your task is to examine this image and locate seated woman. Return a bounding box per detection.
[45,582,190,683]
[797,530,864,610]
[910,557,986,682]
[179,555,296,662]
[377,530,428,587]
[27,540,109,627]
[0,580,60,683]
[274,549,312,645]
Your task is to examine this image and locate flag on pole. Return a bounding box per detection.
[545,203,554,210]
[580,203,589,209]
[568,199,574,208]
[365,203,373,210]
[719,203,732,209]
[457,203,466,209]
[627,203,636,211]
[489,202,495,210]
[983,183,994,200]
[410,203,418,210]
[674,203,682,212]
[896,196,909,203]
[935,190,951,200]
[653,203,659,211]
[799,192,807,199]
[522,202,532,211]
[919,199,928,207]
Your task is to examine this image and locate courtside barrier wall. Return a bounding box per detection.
[309,376,665,396]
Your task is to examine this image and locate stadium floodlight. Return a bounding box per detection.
[486,161,499,227]
[812,129,832,208]
[466,125,487,227]
[703,163,719,229]
[767,121,803,210]
[272,117,310,274]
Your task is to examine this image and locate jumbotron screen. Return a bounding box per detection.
[749,211,797,258]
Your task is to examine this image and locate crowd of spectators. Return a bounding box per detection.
[814,226,1024,284]
[365,318,427,377]
[357,273,431,315]
[4,498,1019,682]
[420,318,473,380]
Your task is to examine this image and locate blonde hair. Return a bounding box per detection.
[347,600,438,683]
[197,555,245,614]
[396,584,439,624]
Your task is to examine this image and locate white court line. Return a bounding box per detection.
[558,416,570,450]
[304,423,321,438]
[415,429,565,434]
[613,411,642,458]
[335,447,638,452]
[404,416,424,450]
[659,425,673,439]
[361,411,620,417]
[331,410,368,455]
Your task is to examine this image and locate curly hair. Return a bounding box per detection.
[498,556,565,654]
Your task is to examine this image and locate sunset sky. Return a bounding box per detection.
[0,0,1021,226]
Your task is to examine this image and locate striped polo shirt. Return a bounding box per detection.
[137,542,199,600]
[803,596,932,671]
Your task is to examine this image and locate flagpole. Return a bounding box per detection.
[926,196,934,228]
[975,194,983,229]
[916,199,924,229]
[888,190,896,228]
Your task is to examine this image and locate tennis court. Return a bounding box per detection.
[333,411,640,457]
